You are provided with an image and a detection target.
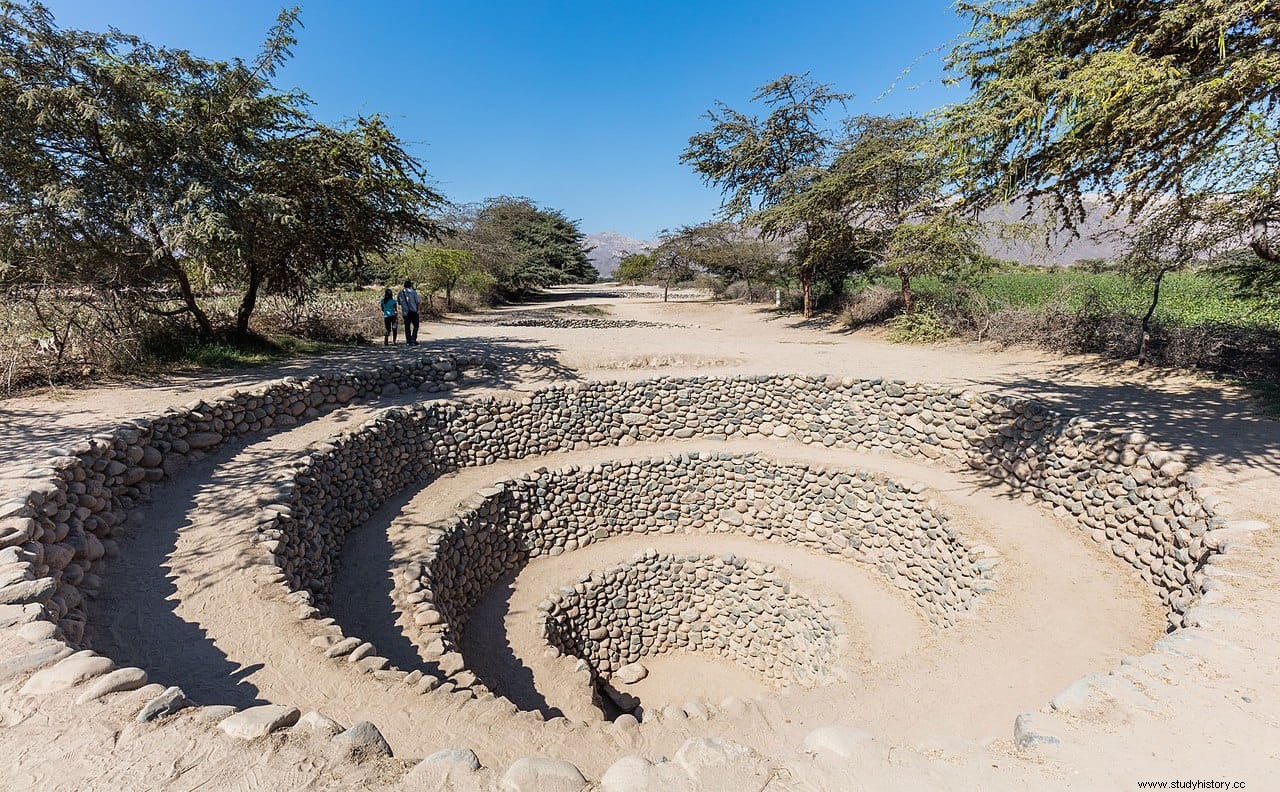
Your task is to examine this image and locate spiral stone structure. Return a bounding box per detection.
[0,333,1272,790]
[541,549,842,690]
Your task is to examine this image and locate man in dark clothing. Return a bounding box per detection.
[397,280,422,345]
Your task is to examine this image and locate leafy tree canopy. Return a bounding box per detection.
[390,246,495,311]
[0,2,445,338]
[754,113,991,312]
[615,252,655,284]
[682,73,851,220]
[469,197,597,293]
[682,73,852,316]
[943,0,1280,265]
[649,228,702,301]
[666,222,781,299]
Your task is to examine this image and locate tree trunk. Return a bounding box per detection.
[235,264,262,340]
[445,284,453,312]
[1137,268,1166,367]
[899,271,915,314]
[1251,217,1279,263]
[663,282,669,302]
[802,274,812,318]
[173,262,215,338]
[149,221,215,338]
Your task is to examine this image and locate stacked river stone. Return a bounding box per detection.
[541,549,839,686]
[400,452,989,674]
[0,354,475,650]
[259,374,1218,645]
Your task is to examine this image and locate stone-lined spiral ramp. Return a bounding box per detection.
[0,357,1272,790]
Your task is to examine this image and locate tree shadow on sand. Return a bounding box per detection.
[86,442,270,708]
[969,357,1280,475]
[0,336,579,470]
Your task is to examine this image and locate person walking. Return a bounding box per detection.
[380,287,399,345]
[397,279,422,345]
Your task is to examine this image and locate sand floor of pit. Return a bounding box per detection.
[2,284,1279,789]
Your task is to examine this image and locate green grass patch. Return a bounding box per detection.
[158,334,343,371]
[882,270,1280,330]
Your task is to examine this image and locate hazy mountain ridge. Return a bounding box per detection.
[583,231,654,278]
[979,196,1128,264]
[584,199,1131,278]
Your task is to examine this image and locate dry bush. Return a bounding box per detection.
[251,292,383,342]
[976,307,1280,380]
[720,280,775,302]
[1,287,403,394]
[1,286,192,393]
[885,308,949,344]
[840,285,904,328]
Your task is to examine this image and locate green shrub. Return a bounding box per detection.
[886,309,949,344]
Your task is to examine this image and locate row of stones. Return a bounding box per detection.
[0,354,481,747]
[259,375,1218,641]
[541,549,841,688]
[407,451,993,686]
[0,355,472,648]
[0,363,1245,786]
[494,317,687,330]
[2,609,795,792]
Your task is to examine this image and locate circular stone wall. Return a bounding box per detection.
[541,550,840,688]
[261,374,1214,639]
[404,451,989,682]
[0,361,1252,790]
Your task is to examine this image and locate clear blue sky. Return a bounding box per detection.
[43,1,970,240]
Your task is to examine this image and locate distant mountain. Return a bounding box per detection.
[979,196,1129,265]
[584,199,1131,279]
[583,231,654,278]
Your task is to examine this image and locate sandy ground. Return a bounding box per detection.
[1,284,1278,790]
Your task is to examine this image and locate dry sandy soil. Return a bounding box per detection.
[1,284,1277,790]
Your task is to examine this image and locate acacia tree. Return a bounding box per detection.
[756,114,989,313]
[943,0,1280,268]
[0,3,445,340]
[756,202,863,310]
[221,116,446,336]
[615,252,655,284]
[682,73,851,317]
[652,222,780,299]
[828,116,955,312]
[0,1,261,336]
[465,197,598,293]
[699,236,780,301]
[649,230,701,301]
[881,217,989,314]
[391,246,494,311]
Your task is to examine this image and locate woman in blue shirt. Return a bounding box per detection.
[380,287,399,345]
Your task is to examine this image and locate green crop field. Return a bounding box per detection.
[884,270,1280,330]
